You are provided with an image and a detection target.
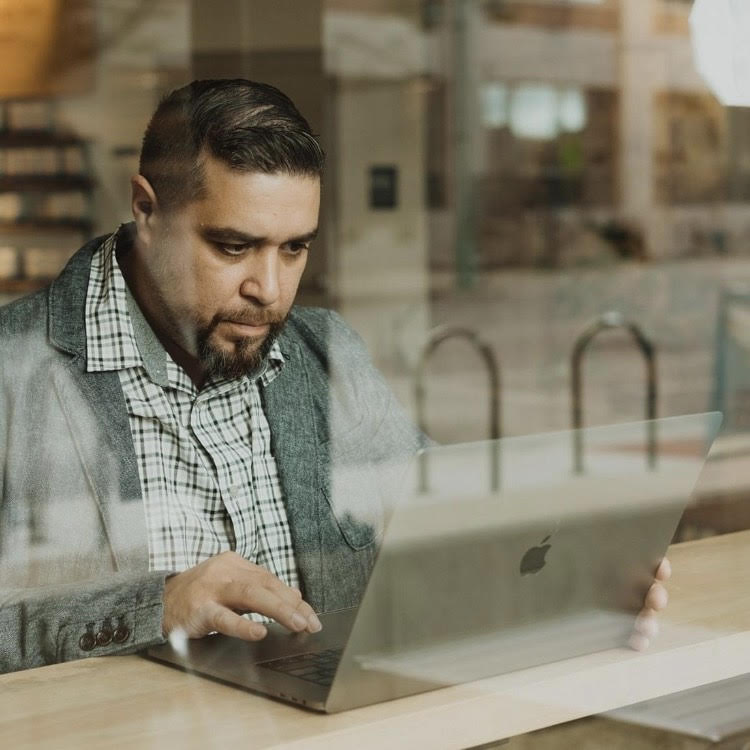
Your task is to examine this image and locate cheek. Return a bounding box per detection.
[194,265,249,317]
[175,246,234,315]
[161,260,204,318]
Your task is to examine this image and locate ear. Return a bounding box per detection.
[131,174,160,242]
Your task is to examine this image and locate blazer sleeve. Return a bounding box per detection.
[0,571,168,673]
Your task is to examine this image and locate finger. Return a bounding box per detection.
[628,632,650,652]
[655,557,672,582]
[222,583,322,633]
[261,576,307,605]
[257,579,321,631]
[207,602,268,642]
[225,564,320,629]
[633,611,659,640]
[645,581,668,611]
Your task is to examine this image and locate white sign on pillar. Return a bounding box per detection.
[690,0,750,106]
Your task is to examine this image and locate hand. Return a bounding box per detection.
[629,557,671,651]
[162,551,322,641]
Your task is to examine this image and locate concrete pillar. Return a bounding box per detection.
[191,3,431,371]
[332,77,430,370]
[618,0,668,258]
[453,0,484,287]
[190,0,328,297]
[326,9,431,372]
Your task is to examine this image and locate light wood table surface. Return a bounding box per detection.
[2,530,750,750]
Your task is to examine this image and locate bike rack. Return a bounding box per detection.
[571,311,658,473]
[711,285,750,432]
[415,325,501,492]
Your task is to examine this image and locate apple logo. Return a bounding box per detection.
[520,536,552,576]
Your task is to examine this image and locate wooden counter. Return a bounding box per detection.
[2,530,750,750]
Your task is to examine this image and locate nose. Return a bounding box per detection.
[239,249,280,306]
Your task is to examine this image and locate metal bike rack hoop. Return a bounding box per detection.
[415,325,502,492]
[571,311,658,474]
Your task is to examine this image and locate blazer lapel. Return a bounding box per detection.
[46,236,146,570]
[263,338,325,609]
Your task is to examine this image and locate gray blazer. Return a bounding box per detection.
[0,235,421,673]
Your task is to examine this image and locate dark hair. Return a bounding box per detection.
[139,79,325,210]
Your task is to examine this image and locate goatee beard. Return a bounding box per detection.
[197,317,286,381]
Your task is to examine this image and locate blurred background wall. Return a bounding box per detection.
[2,0,750,538]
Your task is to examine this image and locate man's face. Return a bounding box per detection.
[133,157,320,382]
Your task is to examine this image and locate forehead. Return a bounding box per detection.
[188,157,320,236]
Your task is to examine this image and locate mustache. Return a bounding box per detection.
[215,309,287,327]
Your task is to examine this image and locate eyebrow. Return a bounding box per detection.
[200,226,319,245]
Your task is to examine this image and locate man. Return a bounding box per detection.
[0,79,668,673]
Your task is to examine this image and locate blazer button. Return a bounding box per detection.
[113,625,130,644]
[96,628,113,647]
[79,632,96,652]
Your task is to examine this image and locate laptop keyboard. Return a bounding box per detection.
[259,647,343,687]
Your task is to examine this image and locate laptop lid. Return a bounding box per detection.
[324,412,721,712]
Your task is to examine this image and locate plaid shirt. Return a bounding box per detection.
[84,229,300,602]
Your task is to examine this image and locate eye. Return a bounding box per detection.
[215,243,250,257]
[285,242,310,256]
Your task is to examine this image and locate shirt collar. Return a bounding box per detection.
[124,281,170,387]
[85,228,143,374]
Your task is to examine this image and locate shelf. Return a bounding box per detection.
[0,130,87,148]
[0,219,92,235]
[0,277,51,294]
[0,175,93,192]
[0,104,94,293]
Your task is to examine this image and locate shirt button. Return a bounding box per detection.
[96,628,113,647]
[79,632,96,652]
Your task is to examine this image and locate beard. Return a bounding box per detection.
[196,309,288,382]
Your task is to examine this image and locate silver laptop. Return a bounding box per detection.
[145,412,721,713]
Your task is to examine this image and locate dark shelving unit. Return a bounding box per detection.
[0,174,94,192]
[0,99,95,294]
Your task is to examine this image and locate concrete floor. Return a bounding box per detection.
[379,257,750,445]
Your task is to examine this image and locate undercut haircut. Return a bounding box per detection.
[139,79,325,211]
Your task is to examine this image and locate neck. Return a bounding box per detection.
[159,336,207,389]
[117,234,207,389]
